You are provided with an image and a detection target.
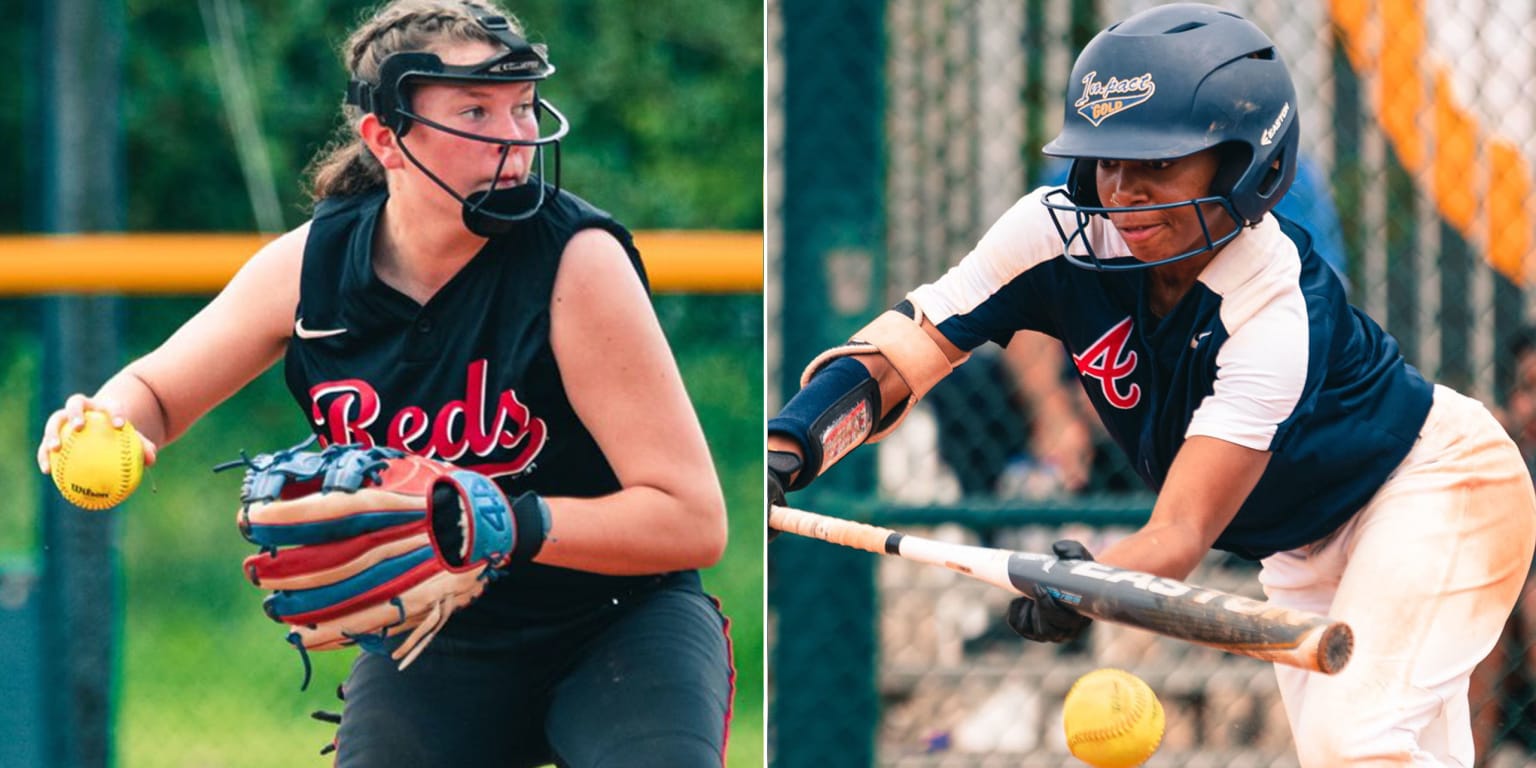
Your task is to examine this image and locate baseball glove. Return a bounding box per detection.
[220,438,548,687]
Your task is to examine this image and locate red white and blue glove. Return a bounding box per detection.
[222,439,548,686]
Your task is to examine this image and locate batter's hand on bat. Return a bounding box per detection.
[1007,539,1095,643]
[766,450,799,543]
[36,393,160,474]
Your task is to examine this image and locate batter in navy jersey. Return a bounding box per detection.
[769,5,1535,765]
[38,2,732,766]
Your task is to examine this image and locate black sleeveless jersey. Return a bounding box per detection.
[285,186,670,624]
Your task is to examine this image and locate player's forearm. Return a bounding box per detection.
[767,349,927,491]
[1094,523,1209,580]
[532,485,728,575]
[851,354,917,422]
[93,367,173,448]
[1098,438,1271,577]
[770,307,971,493]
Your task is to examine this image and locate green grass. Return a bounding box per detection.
[3,294,763,767]
[680,320,765,768]
[0,313,41,555]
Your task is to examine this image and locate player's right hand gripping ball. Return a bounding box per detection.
[1062,668,1165,768]
[51,411,144,510]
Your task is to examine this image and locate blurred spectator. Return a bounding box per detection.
[1502,326,1536,469]
[1470,326,1536,766]
[911,331,1136,501]
[998,331,1098,496]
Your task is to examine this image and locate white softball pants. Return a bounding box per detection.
[1260,385,1536,767]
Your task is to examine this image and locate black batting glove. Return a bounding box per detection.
[1006,539,1094,643]
[766,450,801,543]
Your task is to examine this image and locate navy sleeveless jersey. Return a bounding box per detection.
[285,186,667,621]
[908,187,1434,559]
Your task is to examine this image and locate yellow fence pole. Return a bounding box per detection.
[0,231,762,295]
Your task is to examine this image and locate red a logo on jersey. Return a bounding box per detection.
[1073,317,1141,409]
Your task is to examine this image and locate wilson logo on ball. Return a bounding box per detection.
[50,411,144,511]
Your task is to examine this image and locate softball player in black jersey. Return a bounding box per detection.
[36,2,733,765]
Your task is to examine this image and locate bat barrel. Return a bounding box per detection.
[773,504,1357,674]
[1011,553,1356,674]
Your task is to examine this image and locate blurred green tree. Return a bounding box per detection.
[4,0,762,232]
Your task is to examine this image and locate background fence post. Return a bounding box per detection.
[772,0,886,765]
[33,0,126,766]
[0,561,45,768]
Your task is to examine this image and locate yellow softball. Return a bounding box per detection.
[50,411,144,511]
[1062,668,1165,768]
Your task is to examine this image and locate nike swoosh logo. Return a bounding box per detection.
[1190,331,1212,349]
[294,318,348,340]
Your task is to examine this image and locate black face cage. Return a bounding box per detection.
[344,5,571,234]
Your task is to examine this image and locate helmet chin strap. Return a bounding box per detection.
[460,187,545,236]
[393,124,561,237]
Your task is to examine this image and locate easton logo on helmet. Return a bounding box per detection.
[1261,102,1291,146]
[1074,71,1156,127]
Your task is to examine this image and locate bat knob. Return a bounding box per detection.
[1319,622,1354,674]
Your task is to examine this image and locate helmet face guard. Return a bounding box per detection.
[345,6,569,235]
[1041,188,1242,271]
[1041,3,1298,270]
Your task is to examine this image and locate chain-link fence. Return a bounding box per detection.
[873,525,1292,768]
[768,0,1536,766]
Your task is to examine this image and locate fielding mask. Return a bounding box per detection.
[345,5,569,235]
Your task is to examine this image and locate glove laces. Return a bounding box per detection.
[281,565,502,689]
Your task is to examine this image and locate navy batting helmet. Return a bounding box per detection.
[1041,3,1298,270]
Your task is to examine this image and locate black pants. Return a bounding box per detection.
[333,574,734,768]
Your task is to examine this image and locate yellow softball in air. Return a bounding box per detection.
[1062,668,1165,768]
[50,411,144,511]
